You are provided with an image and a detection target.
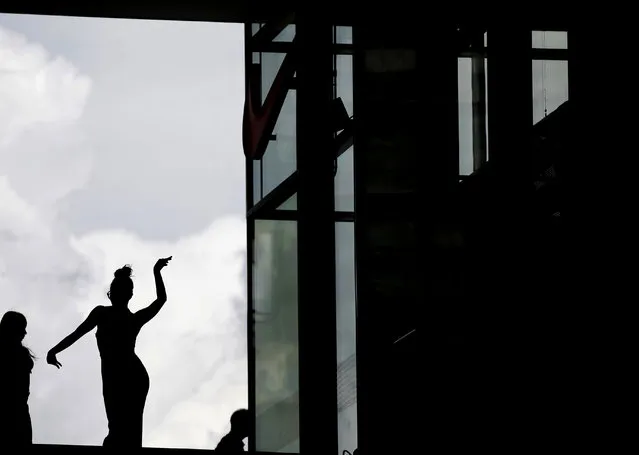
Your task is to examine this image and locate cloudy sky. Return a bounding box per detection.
[0,13,247,449]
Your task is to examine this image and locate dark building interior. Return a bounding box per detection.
[2,3,609,455]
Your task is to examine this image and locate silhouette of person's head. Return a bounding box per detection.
[230,408,249,438]
[0,311,28,344]
[107,265,134,307]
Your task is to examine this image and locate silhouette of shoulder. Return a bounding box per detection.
[89,305,108,320]
[215,434,245,452]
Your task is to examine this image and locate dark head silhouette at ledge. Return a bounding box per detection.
[47,257,172,447]
[215,408,249,452]
[0,310,35,446]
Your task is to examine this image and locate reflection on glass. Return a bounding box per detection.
[261,53,286,104]
[336,26,353,45]
[336,222,357,454]
[254,220,300,453]
[335,53,354,211]
[458,57,489,175]
[532,31,568,49]
[274,24,295,42]
[253,160,262,203]
[458,58,473,175]
[337,55,354,117]
[532,60,568,124]
[262,90,296,196]
[278,193,297,211]
[335,147,354,212]
[257,52,296,196]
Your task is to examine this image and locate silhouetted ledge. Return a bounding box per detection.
[30,445,276,454]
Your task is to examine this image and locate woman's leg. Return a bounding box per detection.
[24,406,32,445]
[130,367,150,447]
[102,376,126,447]
[111,363,149,447]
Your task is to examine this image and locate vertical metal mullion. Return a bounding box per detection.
[244,20,257,455]
[484,26,534,444]
[471,32,488,170]
[295,14,337,455]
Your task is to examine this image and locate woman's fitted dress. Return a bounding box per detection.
[96,307,149,447]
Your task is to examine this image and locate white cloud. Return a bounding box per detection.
[0,26,93,206]
[0,23,247,449]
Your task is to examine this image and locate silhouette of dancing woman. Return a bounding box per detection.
[0,311,35,446]
[47,257,172,447]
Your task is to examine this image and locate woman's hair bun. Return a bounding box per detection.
[114,265,133,279]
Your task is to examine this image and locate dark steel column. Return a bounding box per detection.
[481,27,536,446]
[488,29,533,179]
[352,20,424,455]
[295,14,338,455]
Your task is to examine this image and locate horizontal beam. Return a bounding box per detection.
[254,210,355,221]
[459,48,569,60]
[250,42,354,55]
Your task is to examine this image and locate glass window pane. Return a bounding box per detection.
[335,146,354,212]
[274,24,295,42]
[532,60,568,124]
[458,57,473,175]
[253,159,262,202]
[254,52,296,200]
[277,193,297,211]
[262,89,296,196]
[254,220,300,453]
[337,55,354,117]
[335,54,354,212]
[458,56,489,175]
[261,52,286,104]
[336,222,357,454]
[336,26,353,45]
[532,31,568,49]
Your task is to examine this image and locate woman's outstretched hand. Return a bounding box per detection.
[47,351,62,369]
[154,256,172,273]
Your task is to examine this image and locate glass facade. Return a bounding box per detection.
[333,30,357,452]
[253,219,300,452]
[246,20,568,455]
[336,222,356,452]
[246,20,356,454]
[532,31,569,124]
[458,31,488,176]
[249,51,297,202]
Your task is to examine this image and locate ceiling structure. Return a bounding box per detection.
[0,1,569,29]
